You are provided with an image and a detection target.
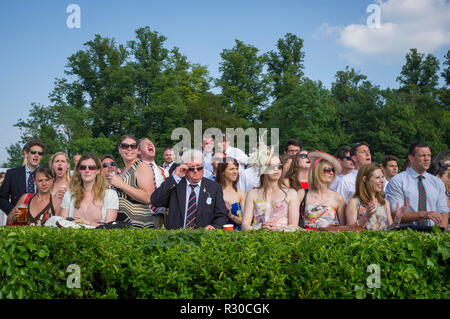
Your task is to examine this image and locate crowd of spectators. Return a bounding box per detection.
[0,135,448,231]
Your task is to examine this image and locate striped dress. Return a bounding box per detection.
[116,160,154,229]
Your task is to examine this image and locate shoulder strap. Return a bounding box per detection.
[299,189,308,227]
[24,193,34,205]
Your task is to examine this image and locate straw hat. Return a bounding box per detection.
[308,151,342,175]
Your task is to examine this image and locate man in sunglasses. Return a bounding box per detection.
[330,146,354,192]
[101,155,118,176]
[0,139,45,215]
[151,149,228,230]
[335,141,372,204]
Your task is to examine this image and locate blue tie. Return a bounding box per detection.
[27,171,35,193]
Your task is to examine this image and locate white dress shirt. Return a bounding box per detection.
[385,167,448,226]
[335,169,358,204]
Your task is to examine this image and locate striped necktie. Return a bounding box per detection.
[149,163,158,212]
[186,184,198,229]
[27,171,35,193]
[418,175,428,226]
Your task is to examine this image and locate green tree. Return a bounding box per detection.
[261,78,346,153]
[265,33,305,100]
[216,39,270,123]
[396,49,440,94]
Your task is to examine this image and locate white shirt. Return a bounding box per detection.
[144,160,166,187]
[335,169,358,204]
[241,166,260,194]
[385,167,448,226]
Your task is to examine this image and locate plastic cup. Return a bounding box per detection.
[223,224,234,231]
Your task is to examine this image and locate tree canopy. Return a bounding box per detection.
[3,28,449,167]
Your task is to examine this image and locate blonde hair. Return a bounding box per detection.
[50,152,71,184]
[354,163,386,206]
[69,153,107,209]
[308,159,336,191]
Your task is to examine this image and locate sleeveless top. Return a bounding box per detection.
[116,160,153,229]
[228,202,243,230]
[252,193,289,230]
[25,193,55,226]
[304,204,338,229]
[354,197,388,231]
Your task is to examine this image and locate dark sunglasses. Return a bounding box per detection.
[345,156,352,161]
[187,166,204,172]
[323,167,335,174]
[299,153,308,159]
[120,143,138,150]
[102,162,117,168]
[79,165,99,171]
[30,150,44,156]
[268,164,283,170]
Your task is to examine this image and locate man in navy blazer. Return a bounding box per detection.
[151,149,227,230]
[0,140,45,215]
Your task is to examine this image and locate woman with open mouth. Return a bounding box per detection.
[49,152,71,203]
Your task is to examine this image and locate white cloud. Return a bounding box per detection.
[318,0,450,62]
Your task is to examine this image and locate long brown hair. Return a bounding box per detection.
[284,153,302,191]
[69,153,107,209]
[354,163,386,206]
[216,158,239,191]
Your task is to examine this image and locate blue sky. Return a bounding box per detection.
[1,0,449,165]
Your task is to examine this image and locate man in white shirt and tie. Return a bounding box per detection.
[138,138,168,228]
[386,142,448,229]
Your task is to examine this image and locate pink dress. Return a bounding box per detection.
[252,199,289,230]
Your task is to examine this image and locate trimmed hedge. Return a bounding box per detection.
[0,227,449,299]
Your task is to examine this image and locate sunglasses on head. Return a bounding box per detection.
[79,165,99,171]
[187,166,204,172]
[102,162,116,168]
[30,150,44,156]
[323,167,335,174]
[120,143,138,150]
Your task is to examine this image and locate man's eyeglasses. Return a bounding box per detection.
[187,166,204,172]
[30,150,44,156]
[120,143,138,150]
[79,165,99,171]
[102,162,117,168]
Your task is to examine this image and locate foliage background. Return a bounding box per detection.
[3,28,449,168]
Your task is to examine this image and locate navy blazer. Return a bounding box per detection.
[0,166,27,214]
[151,175,228,230]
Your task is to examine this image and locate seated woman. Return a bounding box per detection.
[106,135,155,229]
[215,157,246,230]
[284,150,311,191]
[346,163,406,230]
[242,144,300,232]
[7,167,61,226]
[59,153,118,227]
[49,152,71,203]
[297,151,345,229]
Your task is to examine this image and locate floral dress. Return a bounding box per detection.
[354,197,388,231]
[252,199,289,230]
[304,205,338,229]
